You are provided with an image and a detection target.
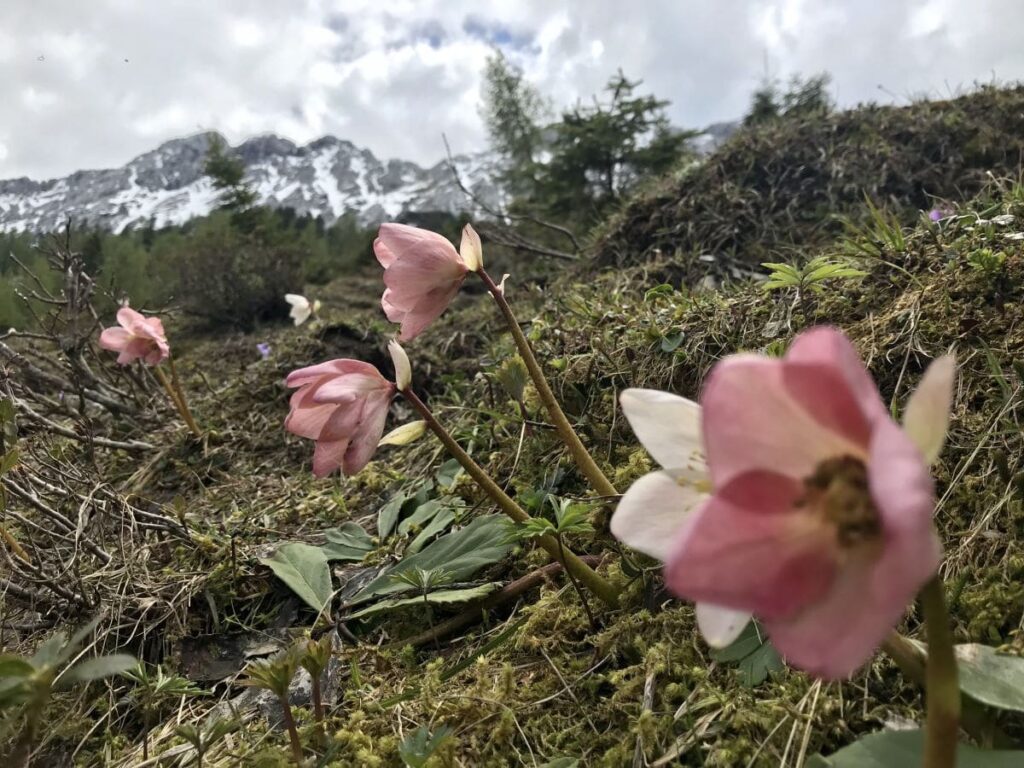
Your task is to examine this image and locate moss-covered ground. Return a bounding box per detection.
[9,90,1024,767]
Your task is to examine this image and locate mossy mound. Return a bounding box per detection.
[593,84,1024,276]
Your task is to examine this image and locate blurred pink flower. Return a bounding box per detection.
[375,223,479,341]
[285,359,395,477]
[612,327,955,679]
[99,307,170,366]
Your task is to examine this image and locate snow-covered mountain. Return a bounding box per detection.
[0,132,501,234]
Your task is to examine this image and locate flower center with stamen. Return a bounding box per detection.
[799,456,880,548]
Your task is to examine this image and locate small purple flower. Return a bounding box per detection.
[928,209,943,222]
[256,342,271,360]
[928,205,953,222]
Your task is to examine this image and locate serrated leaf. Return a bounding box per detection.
[350,515,512,605]
[348,583,500,620]
[320,522,374,562]
[260,543,332,614]
[61,654,137,686]
[806,729,1024,767]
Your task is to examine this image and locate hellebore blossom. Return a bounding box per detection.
[285,294,320,326]
[99,306,170,366]
[285,360,395,477]
[375,222,482,341]
[612,326,955,679]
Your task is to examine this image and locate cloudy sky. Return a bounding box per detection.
[3,0,1023,180]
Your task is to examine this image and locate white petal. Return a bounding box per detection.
[696,603,751,649]
[902,354,956,465]
[620,388,705,471]
[388,340,412,390]
[610,469,710,562]
[286,294,312,326]
[460,224,483,272]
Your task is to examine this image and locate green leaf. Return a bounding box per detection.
[0,449,19,475]
[406,507,457,555]
[954,643,1024,714]
[377,491,411,540]
[806,729,1024,767]
[435,458,463,489]
[320,522,375,562]
[643,283,674,301]
[61,654,137,686]
[399,724,455,768]
[398,499,447,536]
[350,515,512,605]
[710,621,782,687]
[0,656,34,679]
[348,583,500,619]
[660,332,684,353]
[761,262,800,277]
[260,543,332,614]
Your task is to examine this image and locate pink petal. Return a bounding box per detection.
[99,327,131,352]
[763,419,940,679]
[782,327,888,447]
[610,469,709,562]
[118,337,155,365]
[663,473,837,621]
[318,397,365,442]
[619,389,704,473]
[902,355,956,465]
[396,282,463,341]
[342,389,392,475]
[285,359,382,388]
[701,355,863,488]
[312,373,393,402]
[285,384,338,439]
[374,237,396,268]
[381,289,406,323]
[312,438,349,478]
[376,223,460,266]
[116,306,147,330]
[382,249,466,307]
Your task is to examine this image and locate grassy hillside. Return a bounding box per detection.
[5,88,1024,766]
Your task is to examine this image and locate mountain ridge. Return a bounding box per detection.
[0,131,501,234]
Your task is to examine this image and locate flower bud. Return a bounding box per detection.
[460,223,483,272]
[378,420,427,447]
[388,339,412,390]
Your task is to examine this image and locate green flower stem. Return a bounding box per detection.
[476,269,618,499]
[401,387,620,608]
[278,696,304,764]
[154,361,202,438]
[921,577,960,768]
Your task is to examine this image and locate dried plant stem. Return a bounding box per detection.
[477,269,618,498]
[402,387,619,608]
[921,577,960,768]
[153,362,201,438]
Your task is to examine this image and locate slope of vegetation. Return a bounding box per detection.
[5,86,1024,766]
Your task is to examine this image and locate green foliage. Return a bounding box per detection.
[298,635,333,681]
[761,256,867,294]
[967,247,1007,275]
[539,71,693,221]
[510,495,595,542]
[174,716,240,767]
[709,621,783,687]
[320,522,375,562]
[480,49,547,196]
[807,729,1024,767]
[398,724,454,768]
[952,643,1024,713]
[744,72,834,126]
[204,135,258,215]
[240,648,302,699]
[261,542,333,615]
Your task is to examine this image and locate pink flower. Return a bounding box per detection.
[612,327,956,679]
[285,359,395,477]
[98,307,170,366]
[375,223,480,341]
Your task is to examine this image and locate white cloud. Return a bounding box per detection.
[2,0,1024,180]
